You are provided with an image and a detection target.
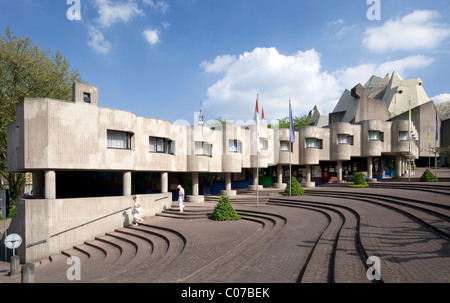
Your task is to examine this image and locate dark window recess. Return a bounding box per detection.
[84,92,91,103]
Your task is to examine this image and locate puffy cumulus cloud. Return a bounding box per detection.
[363,10,450,53]
[143,28,161,46]
[431,93,450,104]
[87,26,112,54]
[201,47,342,121]
[93,0,144,28]
[200,48,436,121]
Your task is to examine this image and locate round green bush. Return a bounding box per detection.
[210,195,241,221]
[350,172,369,188]
[419,169,438,182]
[283,177,304,196]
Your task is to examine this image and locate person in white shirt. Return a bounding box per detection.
[132,196,143,226]
[177,185,185,213]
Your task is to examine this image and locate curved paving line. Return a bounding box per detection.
[268,197,374,283]
[267,200,344,283]
[180,211,286,283]
[305,191,450,240]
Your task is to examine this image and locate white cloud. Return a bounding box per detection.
[143,29,161,45]
[363,10,450,53]
[142,0,169,14]
[93,0,144,28]
[201,48,436,121]
[431,93,450,104]
[201,48,342,121]
[200,55,237,73]
[87,26,112,54]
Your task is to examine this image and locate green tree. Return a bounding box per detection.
[268,114,313,129]
[210,195,241,221]
[0,26,83,204]
[283,177,304,196]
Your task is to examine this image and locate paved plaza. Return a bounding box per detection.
[1,168,449,285]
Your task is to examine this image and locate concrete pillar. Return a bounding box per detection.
[123,172,132,196]
[397,156,403,177]
[32,171,44,198]
[337,161,343,183]
[10,255,20,276]
[221,172,236,196]
[187,172,204,202]
[192,172,199,196]
[21,263,35,283]
[161,172,168,193]
[273,164,286,189]
[302,165,315,188]
[277,164,283,184]
[367,157,376,182]
[225,173,232,190]
[44,170,56,199]
[249,168,263,190]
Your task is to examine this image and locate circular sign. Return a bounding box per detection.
[5,234,22,249]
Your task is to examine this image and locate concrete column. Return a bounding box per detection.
[397,156,403,177]
[337,161,343,183]
[44,170,56,199]
[192,172,199,196]
[253,168,258,186]
[161,172,168,193]
[21,263,35,283]
[249,168,263,190]
[123,172,132,196]
[277,164,283,184]
[225,173,232,190]
[273,164,286,189]
[367,157,376,182]
[302,165,315,188]
[32,171,44,198]
[187,172,204,202]
[221,172,236,196]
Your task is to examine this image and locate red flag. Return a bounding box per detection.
[262,108,265,121]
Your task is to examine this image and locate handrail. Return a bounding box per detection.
[26,206,132,248]
[50,206,132,238]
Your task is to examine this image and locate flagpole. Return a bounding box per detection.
[289,100,292,197]
[257,94,259,207]
[428,124,431,169]
[408,100,411,183]
[435,112,438,177]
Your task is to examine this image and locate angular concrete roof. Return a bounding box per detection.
[436,101,450,121]
[332,71,432,123]
[308,105,329,127]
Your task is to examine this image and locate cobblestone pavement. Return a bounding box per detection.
[0,182,449,284]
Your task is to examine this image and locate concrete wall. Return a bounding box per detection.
[9,193,171,263]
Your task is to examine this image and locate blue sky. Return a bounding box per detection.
[1,0,449,125]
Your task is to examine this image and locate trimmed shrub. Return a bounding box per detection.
[283,177,305,196]
[419,169,438,182]
[210,195,241,221]
[350,172,369,188]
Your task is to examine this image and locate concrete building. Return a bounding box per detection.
[6,71,443,262]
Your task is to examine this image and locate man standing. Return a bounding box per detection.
[177,185,185,213]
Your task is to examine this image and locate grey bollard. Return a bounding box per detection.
[10,255,20,276]
[21,263,35,283]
